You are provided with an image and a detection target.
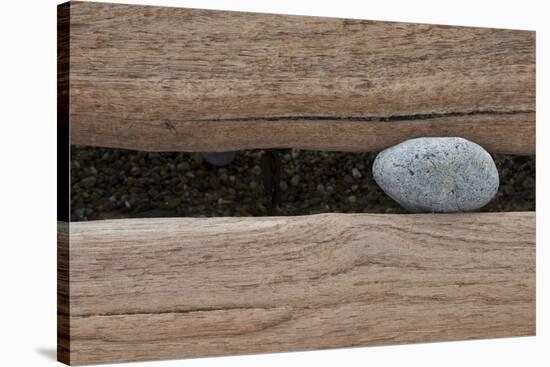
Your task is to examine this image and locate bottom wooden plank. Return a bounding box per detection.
[59,212,535,365]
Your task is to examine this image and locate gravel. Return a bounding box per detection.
[70,146,535,221]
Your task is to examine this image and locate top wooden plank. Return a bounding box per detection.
[64,1,535,154]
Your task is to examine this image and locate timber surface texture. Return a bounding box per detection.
[65,1,535,154]
[58,212,535,365]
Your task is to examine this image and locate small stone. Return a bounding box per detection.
[219,171,229,182]
[351,168,362,178]
[291,175,300,187]
[186,171,195,178]
[252,165,262,175]
[308,197,323,206]
[193,153,204,164]
[280,181,289,191]
[202,152,236,167]
[74,208,87,219]
[164,197,181,209]
[80,176,96,188]
[316,184,325,193]
[250,181,258,190]
[291,149,300,159]
[177,162,190,171]
[372,137,499,213]
[209,176,221,189]
[348,195,357,203]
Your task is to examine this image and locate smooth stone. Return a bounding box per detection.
[80,176,97,189]
[316,183,325,193]
[351,167,362,178]
[176,162,190,171]
[202,152,236,167]
[372,137,499,212]
[74,208,87,219]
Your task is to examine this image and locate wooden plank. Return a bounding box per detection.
[57,2,70,221]
[58,222,70,365]
[61,212,535,365]
[57,3,71,365]
[65,2,535,154]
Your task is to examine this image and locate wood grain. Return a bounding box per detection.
[58,3,71,364]
[58,2,70,221]
[60,212,535,365]
[58,221,70,364]
[64,1,535,154]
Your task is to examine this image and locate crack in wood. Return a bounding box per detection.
[73,305,289,319]
[179,110,534,123]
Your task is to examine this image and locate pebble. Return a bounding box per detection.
[80,176,96,189]
[219,171,229,182]
[351,167,362,178]
[372,137,499,212]
[177,162,190,171]
[291,175,300,187]
[209,176,221,189]
[316,184,325,193]
[74,208,87,219]
[193,153,204,164]
[280,181,289,191]
[252,165,262,175]
[164,197,181,209]
[202,152,236,167]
